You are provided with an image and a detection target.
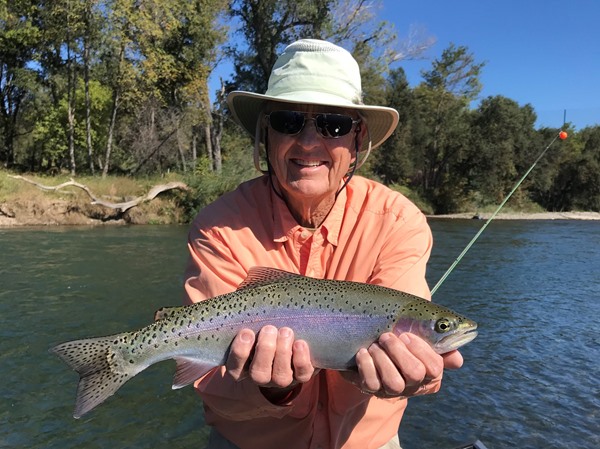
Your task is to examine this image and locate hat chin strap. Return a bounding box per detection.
[353,125,372,171]
[336,126,371,198]
[254,118,267,173]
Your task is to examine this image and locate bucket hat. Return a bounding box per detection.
[227,39,399,151]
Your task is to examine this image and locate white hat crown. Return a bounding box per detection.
[265,39,363,106]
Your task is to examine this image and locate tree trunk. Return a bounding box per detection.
[102,42,125,178]
[204,123,213,167]
[102,89,119,178]
[209,80,226,173]
[66,42,76,176]
[191,127,197,162]
[83,0,95,175]
[176,125,187,173]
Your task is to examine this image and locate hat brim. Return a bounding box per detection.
[227,91,399,151]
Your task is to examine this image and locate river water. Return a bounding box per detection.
[0,220,598,449]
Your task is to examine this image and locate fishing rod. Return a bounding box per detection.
[430,129,569,296]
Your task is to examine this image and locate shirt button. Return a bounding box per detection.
[317,401,323,410]
[301,230,310,239]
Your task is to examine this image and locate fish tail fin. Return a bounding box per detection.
[50,334,135,419]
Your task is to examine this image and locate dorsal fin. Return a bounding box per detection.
[237,267,303,290]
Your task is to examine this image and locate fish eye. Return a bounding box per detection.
[434,318,454,334]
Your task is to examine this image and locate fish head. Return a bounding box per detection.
[392,299,478,354]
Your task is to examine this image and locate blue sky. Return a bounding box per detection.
[383,0,600,129]
[210,0,599,130]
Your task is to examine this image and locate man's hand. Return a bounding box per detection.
[344,332,463,398]
[225,325,317,388]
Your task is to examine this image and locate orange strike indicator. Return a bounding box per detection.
[559,131,568,140]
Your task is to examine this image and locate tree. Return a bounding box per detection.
[228,0,411,95]
[532,125,600,211]
[374,67,415,184]
[411,44,485,213]
[0,0,42,168]
[117,0,227,174]
[228,0,333,94]
[469,96,538,205]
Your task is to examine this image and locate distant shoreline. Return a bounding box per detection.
[428,211,600,221]
[2,202,599,227]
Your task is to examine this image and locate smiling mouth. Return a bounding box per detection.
[291,159,326,167]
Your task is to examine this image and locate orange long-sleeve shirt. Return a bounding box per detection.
[183,175,433,449]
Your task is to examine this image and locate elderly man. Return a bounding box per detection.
[184,39,463,449]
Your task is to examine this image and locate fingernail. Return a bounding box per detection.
[240,331,254,343]
[379,333,392,343]
[279,328,292,338]
[261,326,277,335]
[399,333,411,345]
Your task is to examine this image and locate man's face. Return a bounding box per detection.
[265,104,363,206]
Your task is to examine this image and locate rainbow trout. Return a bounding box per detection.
[51,267,477,418]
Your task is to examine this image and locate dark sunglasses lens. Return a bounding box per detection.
[316,114,354,137]
[269,111,305,134]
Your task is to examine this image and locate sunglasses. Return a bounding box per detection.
[266,110,361,138]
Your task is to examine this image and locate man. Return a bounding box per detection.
[184,39,463,449]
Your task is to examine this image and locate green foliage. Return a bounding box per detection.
[0,0,599,215]
[387,184,434,215]
[177,125,256,220]
[469,96,538,205]
[375,68,416,184]
[530,126,600,211]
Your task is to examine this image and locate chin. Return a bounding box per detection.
[286,181,333,198]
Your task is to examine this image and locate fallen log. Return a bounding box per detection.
[8,175,189,213]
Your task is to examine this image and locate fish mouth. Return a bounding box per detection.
[436,327,478,354]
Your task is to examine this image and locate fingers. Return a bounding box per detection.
[381,333,443,382]
[356,333,450,397]
[267,327,295,387]
[292,340,317,383]
[442,349,464,369]
[356,347,383,392]
[225,328,256,381]
[248,326,290,386]
[226,326,316,388]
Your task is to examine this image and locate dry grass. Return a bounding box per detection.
[0,170,189,226]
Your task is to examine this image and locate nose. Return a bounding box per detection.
[295,117,322,144]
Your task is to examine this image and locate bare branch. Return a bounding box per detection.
[8,175,188,213]
[390,24,437,62]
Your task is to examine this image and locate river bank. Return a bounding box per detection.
[0,172,190,227]
[2,194,599,227]
[0,194,186,227]
[2,170,599,226]
[431,211,600,220]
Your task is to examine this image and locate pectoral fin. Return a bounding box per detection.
[172,357,215,389]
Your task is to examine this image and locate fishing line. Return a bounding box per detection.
[430,130,567,296]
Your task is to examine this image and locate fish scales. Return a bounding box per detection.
[51,267,477,418]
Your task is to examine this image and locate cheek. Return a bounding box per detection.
[266,137,290,166]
